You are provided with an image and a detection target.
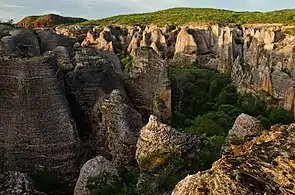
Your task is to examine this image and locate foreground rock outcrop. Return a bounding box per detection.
[172,123,295,195]
[65,47,126,157]
[136,115,205,192]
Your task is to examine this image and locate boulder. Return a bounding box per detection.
[123,47,171,121]
[36,30,73,53]
[74,156,118,195]
[172,123,295,195]
[227,114,263,144]
[0,29,40,57]
[101,89,143,166]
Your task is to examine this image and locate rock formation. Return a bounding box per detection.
[78,23,295,119]
[100,89,143,166]
[65,47,126,156]
[123,47,172,121]
[0,28,79,179]
[0,29,40,57]
[172,123,295,195]
[136,115,205,172]
[136,115,205,192]
[36,30,73,53]
[74,156,117,195]
[0,172,45,195]
[227,113,264,144]
[55,25,91,43]
[16,14,87,28]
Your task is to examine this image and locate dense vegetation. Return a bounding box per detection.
[87,62,293,194]
[171,63,292,170]
[82,8,295,26]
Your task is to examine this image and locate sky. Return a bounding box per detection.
[0,0,294,22]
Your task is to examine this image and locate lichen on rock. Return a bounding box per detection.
[172,123,295,195]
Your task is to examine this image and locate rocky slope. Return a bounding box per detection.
[16,14,87,28]
[172,122,295,195]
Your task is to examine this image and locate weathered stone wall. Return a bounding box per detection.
[0,56,78,174]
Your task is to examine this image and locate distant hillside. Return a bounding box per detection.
[82,8,295,26]
[17,14,87,28]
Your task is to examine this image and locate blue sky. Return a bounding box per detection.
[0,0,294,22]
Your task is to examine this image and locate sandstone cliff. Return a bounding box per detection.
[74,23,295,119]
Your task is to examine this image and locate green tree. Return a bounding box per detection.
[217,85,238,105]
[184,116,223,136]
[237,93,266,117]
[269,108,292,125]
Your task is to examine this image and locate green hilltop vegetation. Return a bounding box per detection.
[81,8,295,26]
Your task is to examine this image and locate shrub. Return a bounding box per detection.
[32,169,69,194]
[218,104,241,119]
[197,135,226,170]
[217,86,238,105]
[258,115,271,129]
[269,108,292,125]
[184,116,223,136]
[87,167,139,195]
[209,73,232,100]
[237,93,266,116]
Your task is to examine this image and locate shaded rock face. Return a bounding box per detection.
[74,156,117,195]
[16,14,87,28]
[172,123,295,195]
[227,114,263,144]
[101,89,143,166]
[0,29,79,181]
[65,47,125,156]
[0,29,40,57]
[0,56,78,175]
[36,30,73,53]
[123,47,172,121]
[52,46,73,71]
[0,172,44,195]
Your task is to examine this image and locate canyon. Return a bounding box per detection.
[1,9,295,194]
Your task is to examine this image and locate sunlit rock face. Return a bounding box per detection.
[172,123,295,195]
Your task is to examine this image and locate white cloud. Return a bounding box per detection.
[0,3,27,8]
